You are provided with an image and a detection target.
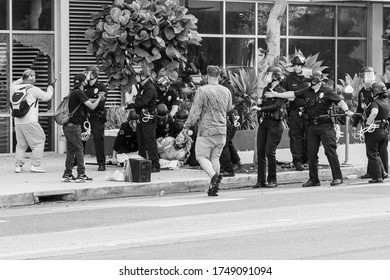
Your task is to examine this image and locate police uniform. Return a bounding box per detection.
[112,122,138,154]
[126,80,160,171]
[353,87,388,177]
[256,83,286,188]
[364,96,390,182]
[156,87,180,112]
[283,72,309,170]
[294,85,343,185]
[84,80,108,169]
[156,114,174,139]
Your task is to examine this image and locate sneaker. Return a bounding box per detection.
[30,165,47,173]
[61,173,76,183]
[76,174,93,183]
[15,166,23,173]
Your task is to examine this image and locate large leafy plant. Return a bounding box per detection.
[278,49,328,76]
[85,0,201,93]
[229,68,259,130]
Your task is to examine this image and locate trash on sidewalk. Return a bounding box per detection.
[105,170,124,181]
[346,174,359,180]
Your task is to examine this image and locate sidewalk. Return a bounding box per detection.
[0,144,367,207]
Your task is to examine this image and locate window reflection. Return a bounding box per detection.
[198,37,222,74]
[12,0,53,30]
[289,5,335,37]
[338,7,366,37]
[226,38,255,69]
[338,40,366,82]
[0,34,9,114]
[0,117,10,153]
[226,2,255,35]
[289,39,335,82]
[383,8,390,72]
[258,3,286,35]
[0,0,8,30]
[181,0,222,34]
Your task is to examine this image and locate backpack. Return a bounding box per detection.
[53,91,82,125]
[10,85,35,118]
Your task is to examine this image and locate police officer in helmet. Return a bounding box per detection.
[362,82,390,183]
[265,70,354,187]
[252,66,287,188]
[352,66,388,179]
[84,65,108,171]
[155,75,180,118]
[283,54,309,171]
[155,103,173,139]
[124,65,160,172]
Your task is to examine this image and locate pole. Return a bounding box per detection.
[342,115,352,166]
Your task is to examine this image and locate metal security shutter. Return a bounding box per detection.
[69,0,122,106]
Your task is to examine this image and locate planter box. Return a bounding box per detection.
[85,135,116,157]
[233,128,290,151]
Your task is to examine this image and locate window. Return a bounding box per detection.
[12,0,54,30]
[0,34,9,114]
[226,38,255,69]
[184,0,223,34]
[226,2,255,35]
[0,0,8,30]
[338,40,366,82]
[289,5,335,37]
[258,3,286,35]
[338,7,366,37]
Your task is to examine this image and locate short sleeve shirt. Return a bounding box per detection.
[68,88,89,125]
[156,88,180,111]
[294,85,343,120]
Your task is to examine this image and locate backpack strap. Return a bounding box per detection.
[68,89,82,117]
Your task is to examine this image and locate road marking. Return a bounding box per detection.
[1,211,389,259]
[49,198,243,211]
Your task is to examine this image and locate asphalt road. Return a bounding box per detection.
[1,180,390,260]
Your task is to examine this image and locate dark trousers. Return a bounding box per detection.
[220,127,241,172]
[288,110,308,166]
[365,128,389,180]
[63,124,85,175]
[366,139,388,175]
[136,120,160,168]
[257,119,283,184]
[307,123,342,183]
[89,115,106,166]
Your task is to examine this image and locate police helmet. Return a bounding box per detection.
[176,109,189,120]
[291,55,306,66]
[360,66,375,74]
[372,82,387,96]
[127,109,139,121]
[85,65,99,78]
[310,70,326,84]
[266,66,283,81]
[156,76,170,87]
[156,103,169,116]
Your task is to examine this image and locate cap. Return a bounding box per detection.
[73,73,86,88]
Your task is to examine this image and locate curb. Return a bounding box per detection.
[0,165,366,208]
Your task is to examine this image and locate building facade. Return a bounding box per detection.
[0,0,389,154]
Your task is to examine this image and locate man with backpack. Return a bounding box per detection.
[10,69,54,173]
[62,73,105,183]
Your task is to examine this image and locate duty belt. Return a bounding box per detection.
[373,119,389,129]
[309,116,332,126]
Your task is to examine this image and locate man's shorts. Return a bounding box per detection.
[195,134,226,160]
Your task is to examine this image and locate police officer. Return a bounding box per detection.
[155,103,173,139]
[252,66,287,188]
[362,82,390,183]
[352,66,388,179]
[155,75,180,118]
[84,65,108,171]
[219,68,241,176]
[169,109,189,138]
[111,109,138,165]
[125,66,160,172]
[283,55,309,171]
[265,70,354,187]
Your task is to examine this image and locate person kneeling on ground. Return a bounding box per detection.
[111,109,138,166]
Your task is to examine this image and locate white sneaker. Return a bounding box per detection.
[15,166,23,173]
[30,166,47,173]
